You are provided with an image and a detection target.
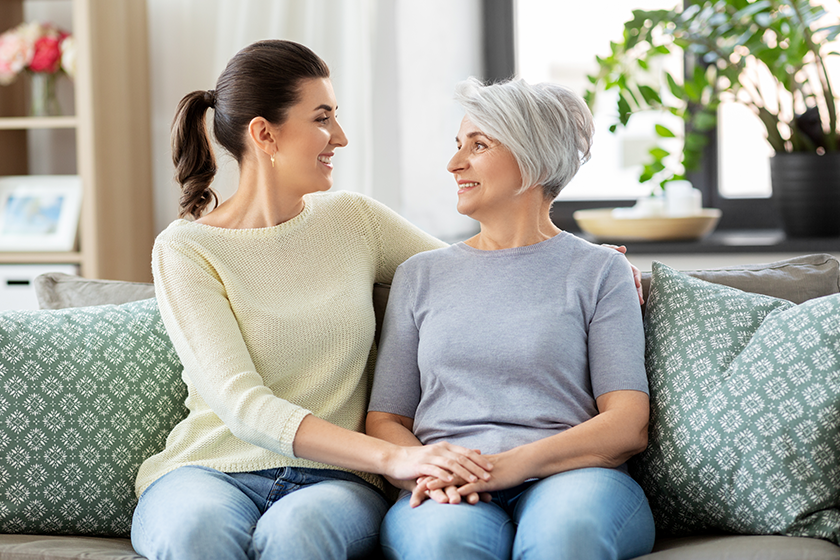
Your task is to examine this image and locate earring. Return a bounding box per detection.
[270,152,276,168]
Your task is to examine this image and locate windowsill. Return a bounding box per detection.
[575,229,840,255]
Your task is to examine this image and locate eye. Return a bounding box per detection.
[316,115,330,123]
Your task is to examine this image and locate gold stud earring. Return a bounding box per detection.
[270,153,276,168]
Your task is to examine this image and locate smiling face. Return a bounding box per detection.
[271,77,348,196]
[447,117,524,220]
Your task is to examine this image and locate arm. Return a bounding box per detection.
[454,390,648,495]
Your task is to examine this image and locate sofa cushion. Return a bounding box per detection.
[632,262,840,543]
[639,253,840,305]
[0,299,187,537]
[34,273,156,310]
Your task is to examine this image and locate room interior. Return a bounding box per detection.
[0,0,838,310]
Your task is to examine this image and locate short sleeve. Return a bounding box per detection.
[368,264,423,418]
[587,254,649,398]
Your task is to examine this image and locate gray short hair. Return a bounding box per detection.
[453,78,594,199]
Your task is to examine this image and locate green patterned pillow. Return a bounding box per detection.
[633,262,840,544]
[0,299,187,537]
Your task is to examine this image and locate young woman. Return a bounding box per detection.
[367,78,656,560]
[130,40,493,560]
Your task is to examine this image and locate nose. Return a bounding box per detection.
[332,119,348,148]
[447,147,466,174]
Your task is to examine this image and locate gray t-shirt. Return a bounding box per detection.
[368,232,648,455]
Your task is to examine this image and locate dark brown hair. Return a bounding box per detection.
[171,40,330,219]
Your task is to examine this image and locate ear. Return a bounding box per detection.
[247,116,277,158]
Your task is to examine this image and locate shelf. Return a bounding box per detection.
[0,251,83,264]
[0,116,78,130]
[576,229,840,255]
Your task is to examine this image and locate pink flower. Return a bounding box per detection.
[29,36,62,73]
[0,30,32,85]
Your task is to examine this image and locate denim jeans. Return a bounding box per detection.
[380,467,655,560]
[131,465,389,560]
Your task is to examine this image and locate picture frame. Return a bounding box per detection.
[0,175,82,252]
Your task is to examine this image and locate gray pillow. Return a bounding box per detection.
[35,273,155,310]
[640,253,840,306]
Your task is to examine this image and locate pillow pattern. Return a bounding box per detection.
[632,262,840,544]
[0,299,187,537]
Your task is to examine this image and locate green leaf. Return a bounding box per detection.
[655,124,676,138]
[649,147,670,160]
[609,123,618,133]
[617,94,632,126]
[666,73,685,99]
[638,84,662,106]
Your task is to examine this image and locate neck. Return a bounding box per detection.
[197,162,306,229]
[466,195,561,251]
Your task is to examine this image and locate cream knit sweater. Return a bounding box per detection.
[135,191,445,496]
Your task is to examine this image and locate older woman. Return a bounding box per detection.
[366,79,655,560]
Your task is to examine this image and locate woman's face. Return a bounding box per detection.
[272,77,348,195]
[447,117,523,219]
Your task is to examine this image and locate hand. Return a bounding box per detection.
[454,451,531,497]
[386,442,493,488]
[602,244,644,305]
[410,475,492,508]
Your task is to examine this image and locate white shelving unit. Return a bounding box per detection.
[0,0,153,282]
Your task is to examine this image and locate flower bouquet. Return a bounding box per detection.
[0,21,76,116]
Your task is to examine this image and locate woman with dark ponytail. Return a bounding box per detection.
[130,40,493,560]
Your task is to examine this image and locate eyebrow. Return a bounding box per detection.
[455,131,490,143]
[314,104,336,112]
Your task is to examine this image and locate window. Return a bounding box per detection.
[500,0,840,232]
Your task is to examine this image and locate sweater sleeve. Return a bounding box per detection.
[152,238,311,459]
[354,194,447,284]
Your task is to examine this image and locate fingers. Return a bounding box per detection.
[409,478,431,508]
[602,243,627,254]
[444,486,462,504]
[427,443,493,483]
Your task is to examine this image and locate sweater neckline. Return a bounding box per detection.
[174,196,315,237]
[455,231,568,257]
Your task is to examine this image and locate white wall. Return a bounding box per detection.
[146,0,481,241]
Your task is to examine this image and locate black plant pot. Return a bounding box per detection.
[771,152,840,238]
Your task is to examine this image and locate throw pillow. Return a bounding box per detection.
[0,299,187,537]
[34,272,156,310]
[632,262,840,544]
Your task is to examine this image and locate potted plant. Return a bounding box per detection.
[585,0,840,237]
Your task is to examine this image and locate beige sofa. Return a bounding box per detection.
[1,254,840,560]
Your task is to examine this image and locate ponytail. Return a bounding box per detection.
[171,90,219,219]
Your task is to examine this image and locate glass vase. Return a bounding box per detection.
[29,72,62,117]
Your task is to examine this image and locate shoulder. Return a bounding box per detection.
[399,243,460,271]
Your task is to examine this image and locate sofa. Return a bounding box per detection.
[1,253,840,560]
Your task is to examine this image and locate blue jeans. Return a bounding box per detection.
[131,465,389,560]
[380,467,655,560]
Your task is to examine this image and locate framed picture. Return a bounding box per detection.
[0,176,82,252]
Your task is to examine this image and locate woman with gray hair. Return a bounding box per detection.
[367,78,655,560]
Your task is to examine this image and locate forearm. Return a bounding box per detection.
[293,414,400,474]
[512,401,648,480]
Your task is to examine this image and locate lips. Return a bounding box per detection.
[318,154,333,168]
